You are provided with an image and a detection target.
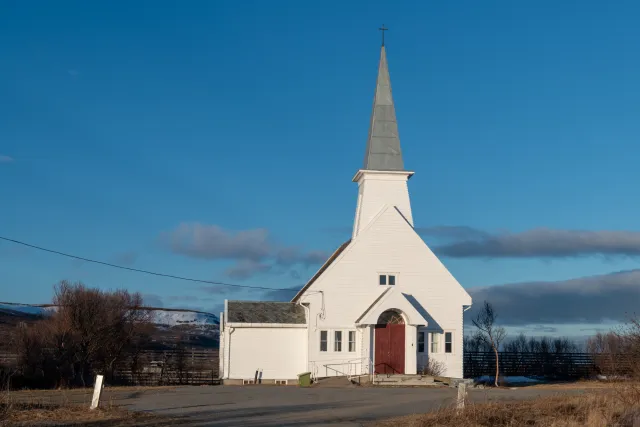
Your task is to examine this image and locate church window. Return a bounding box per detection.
[430,332,439,353]
[334,331,342,352]
[417,332,425,352]
[379,274,397,286]
[348,331,356,352]
[320,331,328,352]
[445,332,453,353]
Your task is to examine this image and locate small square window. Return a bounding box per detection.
[379,275,387,285]
[334,331,342,352]
[388,275,396,286]
[320,331,328,352]
[417,332,425,353]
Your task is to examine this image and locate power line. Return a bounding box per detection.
[0,235,303,292]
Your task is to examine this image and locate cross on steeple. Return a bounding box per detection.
[379,25,388,46]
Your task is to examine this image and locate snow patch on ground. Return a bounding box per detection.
[476,375,545,384]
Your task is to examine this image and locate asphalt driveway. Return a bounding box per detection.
[95,384,588,426]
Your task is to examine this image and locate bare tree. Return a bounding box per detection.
[13,281,153,388]
[472,301,507,387]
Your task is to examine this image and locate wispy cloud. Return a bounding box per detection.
[110,251,138,266]
[261,286,301,302]
[467,268,640,326]
[67,69,80,77]
[162,223,271,261]
[160,222,328,280]
[142,293,164,307]
[225,260,272,280]
[422,226,640,259]
[417,226,491,242]
[142,293,220,314]
[0,155,14,163]
[199,285,243,296]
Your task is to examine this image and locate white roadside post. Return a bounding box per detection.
[90,375,104,410]
[456,382,467,412]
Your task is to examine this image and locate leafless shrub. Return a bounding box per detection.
[420,359,446,377]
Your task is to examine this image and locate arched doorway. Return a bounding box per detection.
[374,309,405,374]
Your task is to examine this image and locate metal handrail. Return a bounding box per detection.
[320,357,372,381]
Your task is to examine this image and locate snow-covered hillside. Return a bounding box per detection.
[0,304,53,317]
[0,304,219,328]
[152,310,219,327]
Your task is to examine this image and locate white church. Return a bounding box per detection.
[220,42,472,383]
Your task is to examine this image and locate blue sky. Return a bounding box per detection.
[2,0,640,336]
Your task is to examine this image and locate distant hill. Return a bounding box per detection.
[0,304,220,350]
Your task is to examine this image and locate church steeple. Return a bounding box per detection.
[352,37,414,239]
[363,44,404,172]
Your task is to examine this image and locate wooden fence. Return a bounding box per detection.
[0,348,220,388]
[110,348,220,386]
[464,352,634,379]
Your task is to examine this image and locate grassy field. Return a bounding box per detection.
[1,402,175,427]
[378,382,640,427]
[0,386,181,427]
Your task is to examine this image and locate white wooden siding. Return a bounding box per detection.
[353,172,413,238]
[300,204,471,378]
[226,327,307,380]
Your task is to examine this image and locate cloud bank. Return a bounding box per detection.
[418,226,640,259]
[161,223,328,280]
[467,269,640,326]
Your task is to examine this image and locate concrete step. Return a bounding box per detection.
[312,376,360,388]
[373,375,441,387]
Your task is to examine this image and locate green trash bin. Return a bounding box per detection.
[297,372,312,387]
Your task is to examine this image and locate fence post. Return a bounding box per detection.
[90,375,104,410]
[456,382,467,412]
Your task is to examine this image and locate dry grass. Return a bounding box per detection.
[1,402,161,426]
[0,388,178,426]
[526,379,630,390]
[378,384,640,427]
[7,385,177,396]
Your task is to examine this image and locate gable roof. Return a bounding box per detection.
[291,239,351,302]
[227,301,306,324]
[355,287,429,326]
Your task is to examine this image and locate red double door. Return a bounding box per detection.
[374,323,405,374]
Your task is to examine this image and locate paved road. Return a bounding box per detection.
[91,385,588,426]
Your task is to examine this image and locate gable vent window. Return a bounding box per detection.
[379,274,396,286]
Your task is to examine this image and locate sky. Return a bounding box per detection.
[1,0,640,338]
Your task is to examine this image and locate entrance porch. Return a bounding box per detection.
[355,288,429,375]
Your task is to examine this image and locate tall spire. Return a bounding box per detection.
[363,43,404,171]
